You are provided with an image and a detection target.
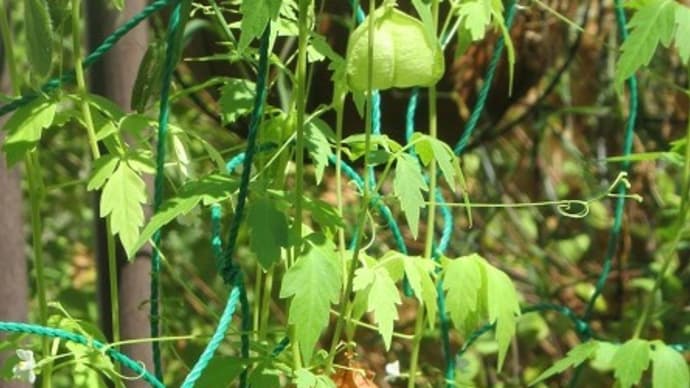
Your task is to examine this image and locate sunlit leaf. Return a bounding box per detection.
[280,234,341,363]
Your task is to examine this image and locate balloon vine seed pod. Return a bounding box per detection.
[345,6,444,92]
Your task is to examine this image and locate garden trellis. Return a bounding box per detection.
[1,0,689,387]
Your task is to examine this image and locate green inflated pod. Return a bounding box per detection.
[345,7,444,92]
[131,41,165,113]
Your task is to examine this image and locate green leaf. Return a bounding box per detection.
[294,369,336,388]
[195,356,246,388]
[2,97,57,166]
[403,257,438,328]
[24,0,53,80]
[443,255,483,331]
[611,339,651,388]
[456,0,492,41]
[87,155,119,191]
[239,0,282,51]
[305,118,334,184]
[247,196,289,269]
[100,162,147,256]
[530,341,599,385]
[485,263,521,370]
[651,342,690,388]
[674,3,690,64]
[413,133,457,188]
[365,268,401,350]
[394,153,428,239]
[131,40,165,112]
[279,234,341,363]
[615,0,675,90]
[218,78,256,125]
[131,174,239,257]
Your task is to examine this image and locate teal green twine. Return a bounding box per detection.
[582,0,637,322]
[180,287,241,388]
[219,25,270,285]
[0,0,175,118]
[0,321,165,388]
[211,25,271,388]
[151,0,190,380]
[327,154,408,254]
[453,0,518,155]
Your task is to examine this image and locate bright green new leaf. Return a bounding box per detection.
[675,3,690,64]
[394,153,428,239]
[100,162,147,258]
[87,155,119,191]
[366,268,401,350]
[615,0,675,90]
[611,338,651,388]
[530,341,599,385]
[24,0,53,80]
[403,257,437,328]
[456,0,492,41]
[218,78,257,125]
[239,0,282,51]
[413,133,457,188]
[131,174,239,256]
[443,255,483,331]
[305,118,334,184]
[486,264,521,370]
[247,196,289,269]
[279,234,341,363]
[2,98,57,166]
[651,342,690,388]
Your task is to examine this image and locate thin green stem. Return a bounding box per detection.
[632,64,690,338]
[1,5,51,385]
[71,0,120,349]
[259,267,274,338]
[26,153,51,388]
[288,0,313,370]
[325,0,376,372]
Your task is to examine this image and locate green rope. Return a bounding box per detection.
[151,0,190,380]
[0,321,165,388]
[453,0,518,155]
[180,287,241,388]
[0,0,175,118]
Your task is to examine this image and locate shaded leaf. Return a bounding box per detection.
[247,196,289,269]
[530,341,599,385]
[25,0,53,80]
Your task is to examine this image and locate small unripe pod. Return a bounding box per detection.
[345,7,444,92]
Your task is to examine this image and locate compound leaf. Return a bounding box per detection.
[611,339,651,388]
[651,342,690,388]
[394,153,428,239]
[530,341,599,385]
[280,234,341,363]
[247,196,289,269]
[100,162,147,256]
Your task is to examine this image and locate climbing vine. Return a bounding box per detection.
[1,0,690,387]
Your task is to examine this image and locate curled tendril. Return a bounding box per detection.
[556,200,590,218]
